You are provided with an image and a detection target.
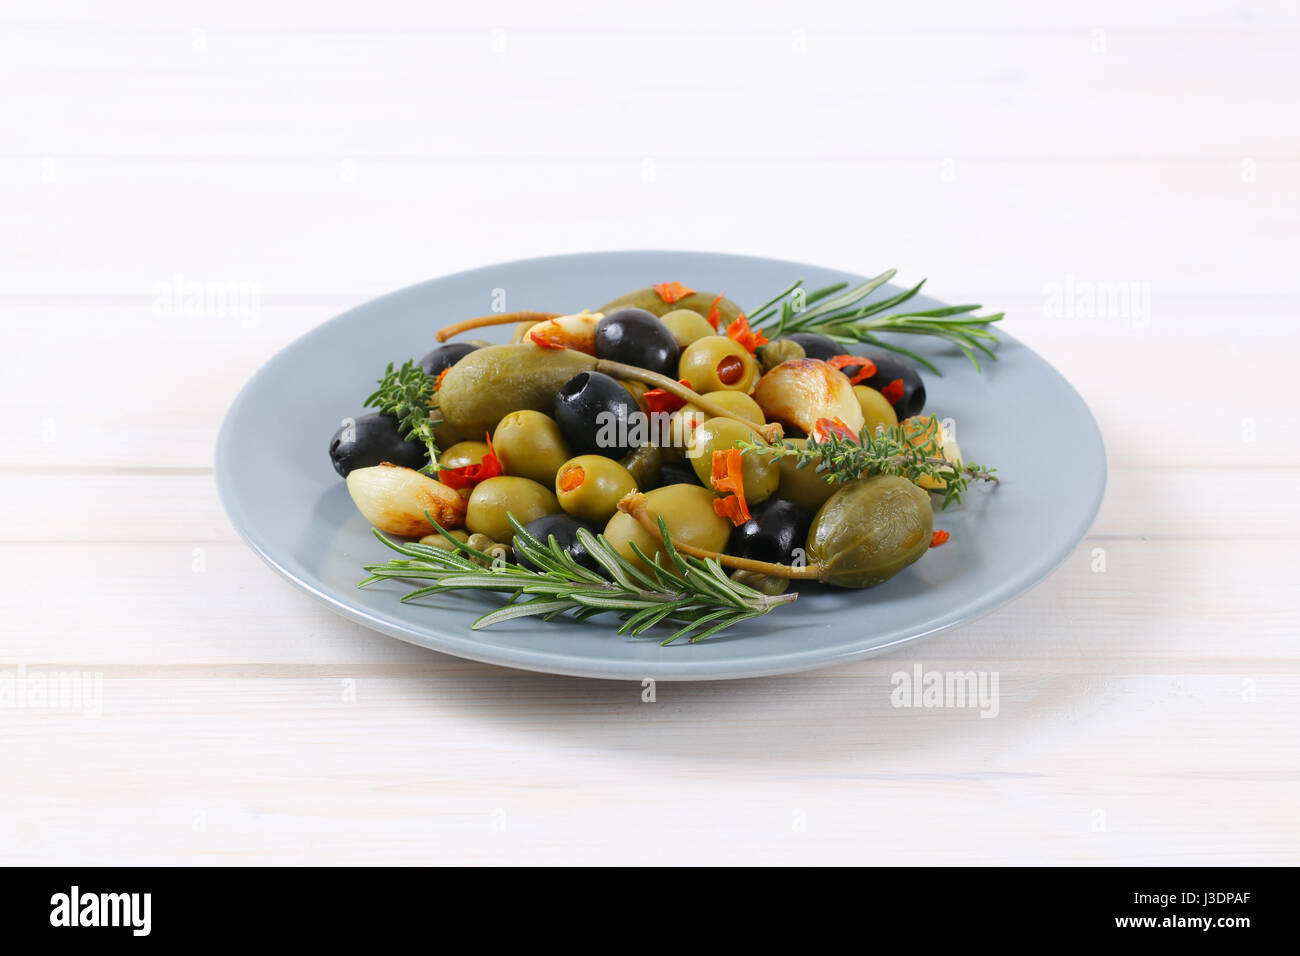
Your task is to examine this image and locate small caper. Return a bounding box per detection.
[760,338,806,371]
[418,529,471,550]
[730,569,791,596]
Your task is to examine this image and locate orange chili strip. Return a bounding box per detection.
[528,320,568,350]
[435,367,451,391]
[810,417,858,444]
[643,379,692,415]
[705,293,726,331]
[827,354,878,385]
[709,448,751,525]
[879,378,905,405]
[438,433,502,490]
[725,313,768,354]
[558,464,585,493]
[930,530,950,548]
[652,281,696,304]
[713,495,750,526]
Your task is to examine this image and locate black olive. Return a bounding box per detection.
[516,514,601,573]
[328,412,428,478]
[783,333,842,361]
[728,498,811,566]
[594,308,680,377]
[852,349,926,419]
[650,461,704,489]
[554,371,640,458]
[418,342,479,378]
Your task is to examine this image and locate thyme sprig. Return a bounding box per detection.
[364,360,442,471]
[359,515,797,645]
[747,269,1004,374]
[737,415,999,509]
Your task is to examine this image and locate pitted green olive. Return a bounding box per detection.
[686,417,778,505]
[466,476,561,544]
[660,309,719,349]
[603,484,730,573]
[806,476,933,588]
[677,337,760,393]
[556,455,638,524]
[775,438,841,512]
[493,410,571,487]
[438,344,595,434]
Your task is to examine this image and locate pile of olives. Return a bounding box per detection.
[337,284,945,591]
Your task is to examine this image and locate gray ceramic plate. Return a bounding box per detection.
[215,251,1105,680]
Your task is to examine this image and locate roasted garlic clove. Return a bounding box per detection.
[752,359,865,436]
[522,311,602,354]
[346,463,467,536]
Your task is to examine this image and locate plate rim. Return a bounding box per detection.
[215,250,1107,681]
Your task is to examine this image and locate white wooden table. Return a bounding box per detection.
[3,0,1297,865]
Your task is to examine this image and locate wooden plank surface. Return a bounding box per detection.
[1,0,1297,866]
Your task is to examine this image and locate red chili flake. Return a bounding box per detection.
[705,293,726,331]
[709,449,751,526]
[725,313,768,354]
[810,417,858,444]
[826,354,878,385]
[643,379,692,415]
[879,378,905,405]
[930,530,950,549]
[435,367,451,391]
[528,320,568,350]
[438,433,503,490]
[652,281,696,304]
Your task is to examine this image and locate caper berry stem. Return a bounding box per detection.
[594,360,785,443]
[616,492,821,581]
[436,310,563,342]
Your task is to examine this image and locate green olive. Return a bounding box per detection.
[466,476,561,544]
[678,337,760,393]
[806,476,933,588]
[438,439,490,499]
[439,440,489,471]
[660,309,719,349]
[683,389,765,425]
[493,410,571,486]
[658,408,707,462]
[432,418,463,449]
[603,484,731,574]
[438,344,595,433]
[775,438,841,512]
[686,417,778,504]
[619,444,662,488]
[556,455,638,524]
[595,287,745,327]
[853,385,899,436]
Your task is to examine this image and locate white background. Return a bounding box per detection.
[2,1,1298,864]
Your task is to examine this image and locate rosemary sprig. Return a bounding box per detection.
[737,415,999,509]
[747,269,1004,374]
[364,360,442,471]
[358,515,797,645]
